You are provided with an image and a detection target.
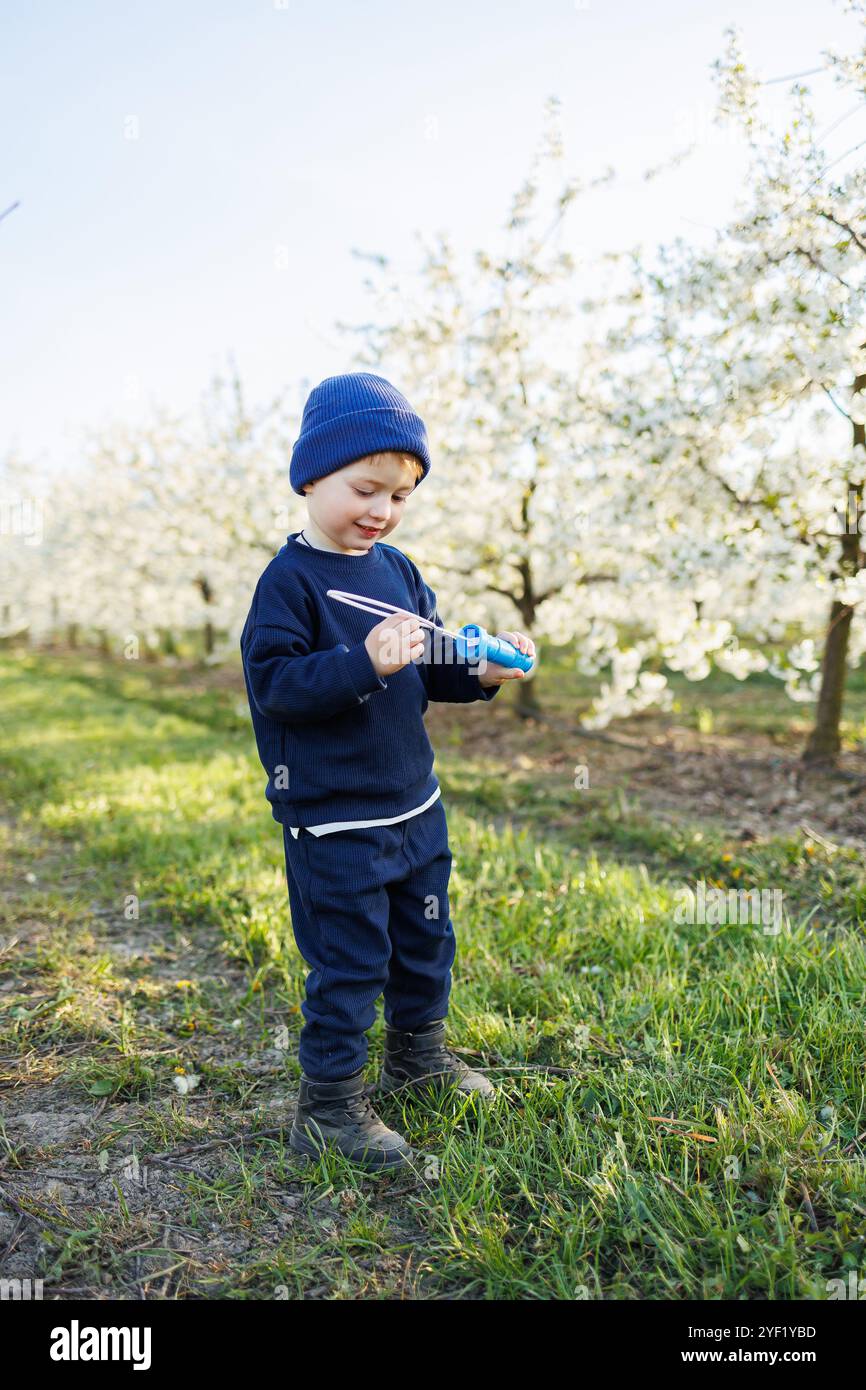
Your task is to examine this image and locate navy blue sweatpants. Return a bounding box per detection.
[282,797,456,1081]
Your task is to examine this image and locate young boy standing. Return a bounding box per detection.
[240,372,535,1170]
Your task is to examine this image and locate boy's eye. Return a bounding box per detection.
[353,488,408,502]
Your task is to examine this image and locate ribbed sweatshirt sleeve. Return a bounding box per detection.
[412,569,501,705]
[241,570,388,724]
[243,626,387,723]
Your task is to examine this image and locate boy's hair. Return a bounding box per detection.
[364,451,425,484]
[303,451,424,493]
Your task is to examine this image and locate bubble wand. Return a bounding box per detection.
[325,589,535,672]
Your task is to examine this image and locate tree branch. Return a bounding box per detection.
[816,209,866,256]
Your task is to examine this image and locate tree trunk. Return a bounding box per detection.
[802,353,866,767]
[195,574,215,658]
[516,671,543,719]
[802,600,853,765]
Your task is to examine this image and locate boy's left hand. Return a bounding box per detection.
[477,631,537,686]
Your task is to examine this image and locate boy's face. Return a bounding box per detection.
[302,453,418,554]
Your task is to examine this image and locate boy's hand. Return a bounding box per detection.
[365,611,426,678]
[477,631,537,687]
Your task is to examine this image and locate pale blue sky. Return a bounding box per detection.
[3,0,863,468]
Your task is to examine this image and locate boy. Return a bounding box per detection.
[240,372,536,1171]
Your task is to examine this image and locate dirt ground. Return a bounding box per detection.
[573,719,866,850]
[434,698,866,851]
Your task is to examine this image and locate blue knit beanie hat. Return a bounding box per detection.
[289,372,431,497]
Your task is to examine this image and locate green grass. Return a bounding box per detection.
[0,647,864,1299]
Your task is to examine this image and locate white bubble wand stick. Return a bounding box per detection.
[325,588,534,671]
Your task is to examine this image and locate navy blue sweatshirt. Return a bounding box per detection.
[240,533,500,829]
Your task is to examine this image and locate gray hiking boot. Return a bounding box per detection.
[290,1066,414,1171]
[379,1019,496,1099]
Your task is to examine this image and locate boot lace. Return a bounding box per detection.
[343,1086,382,1127]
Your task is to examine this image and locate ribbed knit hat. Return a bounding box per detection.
[289,372,431,497]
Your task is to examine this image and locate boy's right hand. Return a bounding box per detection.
[365,611,426,678]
